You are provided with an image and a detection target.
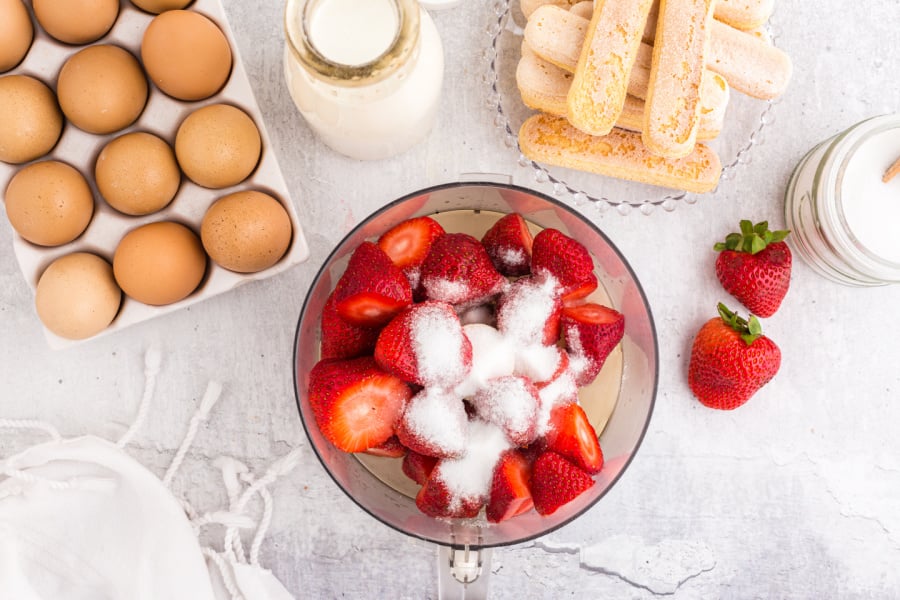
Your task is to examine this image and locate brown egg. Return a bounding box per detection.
[35,252,121,340]
[175,104,261,188]
[0,0,33,72]
[113,221,207,305]
[95,132,181,215]
[57,45,147,135]
[129,0,192,14]
[33,0,119,45]
[0,75,64,164]
[141,10,232,101]
[5,161,94,246]
[201,190,292,273]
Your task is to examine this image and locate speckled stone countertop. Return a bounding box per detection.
[2,1,900,597]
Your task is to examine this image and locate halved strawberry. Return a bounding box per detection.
[374,301,472,388]
[481,212,534,277]
[419,233,506,306]
[415,466,484,519]
[333,242,412,327]
[530,450,595,515]
[496,276,561,346]
[402,449,439,485]
[545,403,603,474]
[561,303,625,386]
[364,435,407,458]
[471,376,539,447]
[486,450,534,523]
[308,356,412,453]
[377,216,445,270]
[320,292,380,360]
[396,387,469,459]
[531,229,597,302]
[534,347,569,390]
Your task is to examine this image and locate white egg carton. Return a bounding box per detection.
[0,0,310,349]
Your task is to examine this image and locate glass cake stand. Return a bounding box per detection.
[483,0,780,215]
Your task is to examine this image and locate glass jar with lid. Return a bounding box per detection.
[784,114,900,286]
[283,0,444,161]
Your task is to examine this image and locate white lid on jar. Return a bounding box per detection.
[834,115,900,267]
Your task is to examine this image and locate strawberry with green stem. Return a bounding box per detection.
[688,303,781,410]
[715,220,791,318]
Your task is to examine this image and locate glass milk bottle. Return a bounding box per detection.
[283,0,444,160]
[784,114,900,286]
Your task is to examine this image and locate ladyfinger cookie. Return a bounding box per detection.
[566,0,656,136]
[517,48,573,116]
[643,0,717,158]
[714,0,774,31]
[568,1,593,19]
[525,10,729,119]
[519,113,721,193]
[525,0,773,32]
[707,19,791,99]
[517,47,726,141]
[520,0,582,19]
[522,5,587,73]
[527,7,789,101]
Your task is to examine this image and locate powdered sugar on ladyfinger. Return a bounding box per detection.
[642,0,717,158]
[518,113,721,193]
[565,0,656,136]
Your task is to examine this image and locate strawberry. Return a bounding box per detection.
[530,450,595,515]
[374,301,472,388]
[402,449,439,485]
[377,216,446,270]
[714,220,791,318]
[471,375,540,446]
[377,216,445,295]
[320,292,380,360]
[561,303,625,386]
[396,387,469,459]
[688,303,782,410]
[333,242,412,327]
[534,346,569,389]
[481,212,534,277]
[530,229,597,302]
[496,276,561,346]
[364,435,407,458]
[415,466,483,519]
[545,403,603,474]
[486,450,534,523]
[419,233,506,306]
[308,356,413,453]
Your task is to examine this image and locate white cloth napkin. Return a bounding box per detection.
[0,348,299,600]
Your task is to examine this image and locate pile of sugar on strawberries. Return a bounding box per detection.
[515,0,792,193]
[308,213,625,522]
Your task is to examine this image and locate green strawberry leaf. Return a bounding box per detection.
[717,302,763,345]
[749,235,766,255]
[714,220,793,255]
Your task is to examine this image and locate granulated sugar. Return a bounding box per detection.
[498,275,559,345]
[471,376,539,445]
[437,420,511,507]
[515,343,562,383]
[563,327,596,385]
[422,277,471,305]
[535,370,579,436]
[455,324,515,398]
[400,387,468,457]
[499,247,527,269]
[411,303,470,389]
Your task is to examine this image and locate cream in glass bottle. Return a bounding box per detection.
[283,0,444,160]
